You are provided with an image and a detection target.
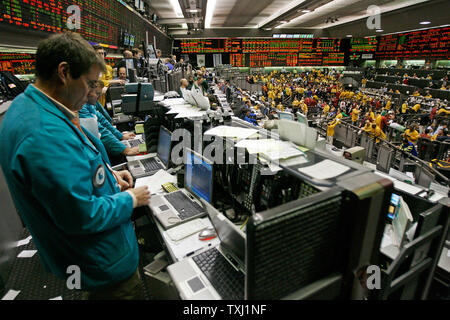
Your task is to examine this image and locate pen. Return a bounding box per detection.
[185,243,212,258]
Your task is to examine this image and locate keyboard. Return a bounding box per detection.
[141,157,162,172]
[166,218,209,242]
[164,191,205,220]
[128,139,144,148]
[192,247,244,300]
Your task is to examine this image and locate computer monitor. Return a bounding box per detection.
[278,111,294,121]
[415,167,434,189]
[296,112,308,126]
[157,126,172,168]
[148,44,157,59]
[391,196,413,247]
[200,198,246,263]
[184,148,214,203]
[388,193,401,221]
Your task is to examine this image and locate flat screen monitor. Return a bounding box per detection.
[184,148,213,203]
[157,126,172,168]
[148,44,157,59]
[201,199,246,263]
[388,193,401,220]
[278,111,294,121]
[296,112,307,125]
[392,196,413,247]
[123,33,130,46]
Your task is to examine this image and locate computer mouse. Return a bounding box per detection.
[198,227,217,241]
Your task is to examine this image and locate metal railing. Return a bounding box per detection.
[317,117,450,186]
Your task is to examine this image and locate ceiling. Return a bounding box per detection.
[147,0,450,38]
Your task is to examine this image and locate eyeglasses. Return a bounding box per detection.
[86,79,98,89]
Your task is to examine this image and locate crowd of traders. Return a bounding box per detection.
[235,69,450,158]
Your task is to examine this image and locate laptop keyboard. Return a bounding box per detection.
[141,157,162,172]
[128,139,143,148]
[164,191,204,220]
[192,247,244,300]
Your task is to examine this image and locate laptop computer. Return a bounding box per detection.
[122,134,145,149]
[128,126,172,179]
[149,148,213,230]
[167,198,246,300]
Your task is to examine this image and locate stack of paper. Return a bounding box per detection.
[135,170,177,195]
[235,139,305,161]
[204,126,259,140]
[298,159,350,180]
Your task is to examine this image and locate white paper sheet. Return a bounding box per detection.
[135,170,177,195]
[374,172,424,195]
[153,95,165,102]
[1,289,20,300]
[235,139,305,160]
[174,110,206,118]
[298,159,350,180]
[205,126,259,140]
[16,235,32,247]
[49,296,63,300]
[161,98,186,106]
[17,250,37,258]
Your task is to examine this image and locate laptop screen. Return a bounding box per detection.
[185,149,213,203]
[157,126,172,168]
[200,199,246,263]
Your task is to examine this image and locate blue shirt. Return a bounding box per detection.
[401,141,418,157]
[79,103,125,156]
[0,85,138,290]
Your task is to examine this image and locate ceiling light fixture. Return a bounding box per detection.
[302,9,311,13]
[346,35,352,37]
[169,0,184,18]
[257,0,307,29]
[205,0,217,28]
[420,21,431,25]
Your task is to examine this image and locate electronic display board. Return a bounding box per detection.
[179,38,346,66]
[376,26,450,59]
[0,53,35,75]
[350,37,377,52]
[0,0,159,47]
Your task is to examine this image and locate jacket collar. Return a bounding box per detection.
[25,85,99,154]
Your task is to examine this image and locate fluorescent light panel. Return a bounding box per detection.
[169,0,184,17]
[257,0,307,28]
[205,0,217,28]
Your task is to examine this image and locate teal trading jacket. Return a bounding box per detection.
[0,85,138,290]
[79,102,125,156]
[94,101,113,124]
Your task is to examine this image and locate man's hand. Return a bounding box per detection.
[116,170,134,189]
[129,186,151,207]
[122,132,136,140]
[123,147,140,156]
[114,171,131,191]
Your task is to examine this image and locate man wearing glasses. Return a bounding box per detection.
[0,32,150,299]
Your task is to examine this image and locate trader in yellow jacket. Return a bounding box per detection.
[404,125,420,144]
[370,123,386,143]
[327,118,340,144]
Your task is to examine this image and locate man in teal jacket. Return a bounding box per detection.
[79,82,139,157]
[0,32,150,299]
